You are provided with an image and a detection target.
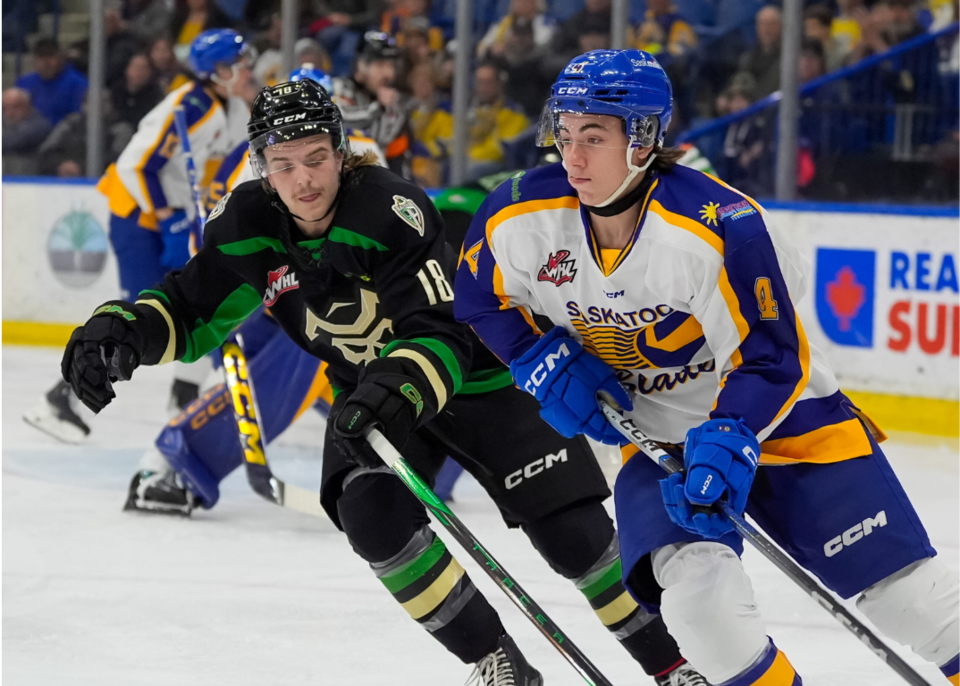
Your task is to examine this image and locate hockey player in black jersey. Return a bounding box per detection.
[60,79,704,686]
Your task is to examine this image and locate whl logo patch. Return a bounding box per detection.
[815,248,875,348]
[538,250,578,286]
[263,265,299,306]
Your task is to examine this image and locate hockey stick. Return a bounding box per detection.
[172,105,207,234]
[598,400,932,686]
[366,429,614,686]
[221,336,327,517]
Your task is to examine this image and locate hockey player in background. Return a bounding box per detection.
[455,49,960,685]
[60,79,706,685]
[332,31,412,178]
[24,28,254,443]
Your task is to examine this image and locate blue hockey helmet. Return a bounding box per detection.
[536,50,673,151]
[189,29,249,80]
[289,64,333,94]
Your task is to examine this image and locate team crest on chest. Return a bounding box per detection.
[538,250,578,286]
[391,195,425,236]
[263,265,300,306]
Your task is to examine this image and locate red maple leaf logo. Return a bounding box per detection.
[825,266,866,332]
[267,265,288,288]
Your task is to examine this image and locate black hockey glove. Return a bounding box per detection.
[333,359,424,468]
[61,302,145,414]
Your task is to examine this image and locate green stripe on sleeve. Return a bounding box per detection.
[218,237,288,256]
[381,337,463,393]
[182,283,262,362]
[379,535,448,594]
[137,289,171,305]
[460,367,514,394]
[327,226,387,251]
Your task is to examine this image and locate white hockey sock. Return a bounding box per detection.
[653,541,769,684]
[857,557,960,668]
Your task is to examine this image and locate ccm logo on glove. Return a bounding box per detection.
[523,344,571,394]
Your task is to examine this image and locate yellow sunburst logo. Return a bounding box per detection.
[699,202,720,226]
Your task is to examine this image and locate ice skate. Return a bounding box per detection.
[23,380,91,444]
[655,662,708,686]
[466,633,543,686]
[123,469,195,516]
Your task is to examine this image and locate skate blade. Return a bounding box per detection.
[122,499,193,517]
[22,411,88,445]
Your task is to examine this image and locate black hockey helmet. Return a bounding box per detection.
[357,31,400,61]
[247,79,350,181]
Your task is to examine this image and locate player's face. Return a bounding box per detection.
[263,134,344,231]
[556,113,633,206]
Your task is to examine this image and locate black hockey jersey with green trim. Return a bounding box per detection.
[133,165,509,422]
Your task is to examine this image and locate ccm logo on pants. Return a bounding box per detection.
[505,450,568,490]
[823,510,887,558]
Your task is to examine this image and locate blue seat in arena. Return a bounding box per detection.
[546,0,583,22]
[674,0,716,27]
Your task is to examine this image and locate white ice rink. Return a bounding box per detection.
[3,344,958,685]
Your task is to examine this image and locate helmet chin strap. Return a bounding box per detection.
[592,143,657,208]
[211,63,242,94]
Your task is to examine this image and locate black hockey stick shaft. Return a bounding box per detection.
[599,400,932,686]
[366,429,614,686]
[221,336,327,517]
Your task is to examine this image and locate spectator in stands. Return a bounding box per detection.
[477,0,555,60]
[845,0,924,63]
[408,62,452,186]
[148,36,189,92]
[578,14,613,53]
[799,37,828,83]
[171,0,234,60]
[2,88,52,175]
[494,17,553,119]
[718,79,774,196]
[66,4,143,89]
[312,0,385,58]
[635,0,697,59]
[466,61,530,180]
[244,0,281,33]
[15,38,88,128]
[111,53,163,128]
[833,0,865,55]
[805,5,849,71]
[253,13,286,87]
[736,5,783,99]
[122,0,173,44]
[297,38,334,73]
[38,90,122,177]
[550,0,611,59]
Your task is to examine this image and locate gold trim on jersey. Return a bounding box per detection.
[586,179,659,278]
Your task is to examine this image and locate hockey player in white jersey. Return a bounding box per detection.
[454,49,960,685]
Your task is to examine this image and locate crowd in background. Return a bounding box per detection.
[2,0,958,200]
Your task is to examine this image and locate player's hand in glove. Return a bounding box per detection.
[660,418,760,538]
[158,209,194,270]
[61,302,145,414]
[333,359,424,468]
[510,326,632,445]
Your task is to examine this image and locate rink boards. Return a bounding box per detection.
[2,178,957,435]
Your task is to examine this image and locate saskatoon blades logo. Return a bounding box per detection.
[263,265,300,306]
[538,250,578,286]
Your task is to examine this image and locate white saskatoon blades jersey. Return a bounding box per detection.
[454,162,884,466]
[98,80,232,224]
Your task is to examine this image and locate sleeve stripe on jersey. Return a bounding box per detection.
[484,196,580,246]
[648,199,724,256]
[387,348,449,409]
[135,108,175,213]
[386,337,464,392]
[226,151,250,191]
[183,283,262,363]
[492,262,541,334]
[135,298,177,364]
[771,312,811,425]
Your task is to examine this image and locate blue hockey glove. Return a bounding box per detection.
[660,418,760,538]
[159,209,194,270]
[510,326,632,445]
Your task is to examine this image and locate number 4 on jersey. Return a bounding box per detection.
[755,277,779,320]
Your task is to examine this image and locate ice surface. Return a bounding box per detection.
[3,344,957,685]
